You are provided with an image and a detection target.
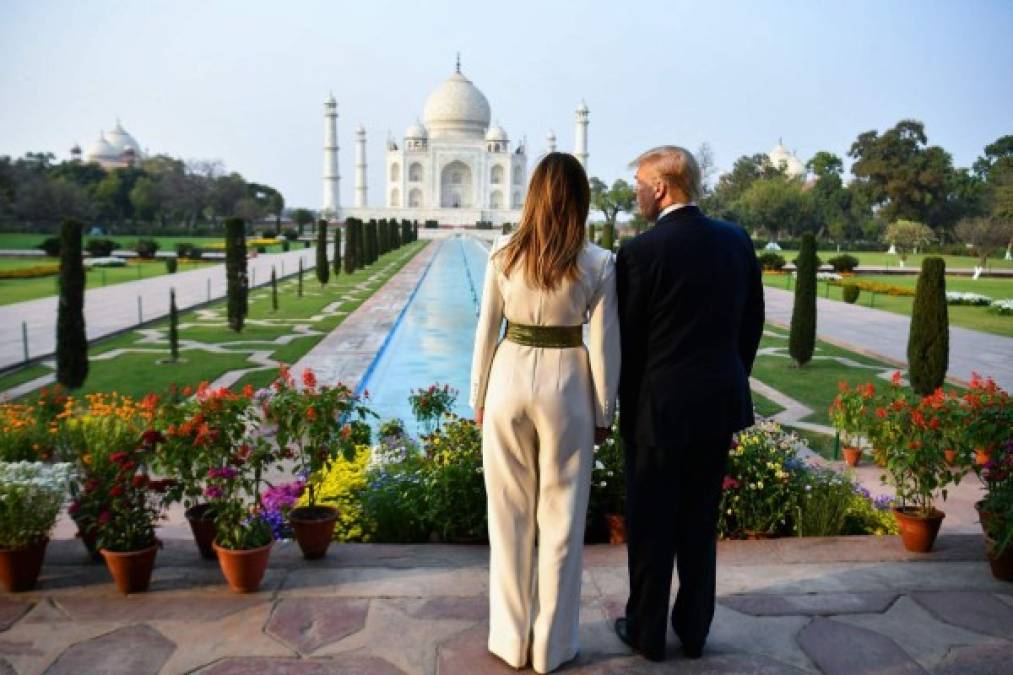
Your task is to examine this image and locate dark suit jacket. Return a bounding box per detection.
[616,205,764,449]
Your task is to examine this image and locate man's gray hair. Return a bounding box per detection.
[629,146,702,203]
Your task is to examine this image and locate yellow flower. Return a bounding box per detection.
[82,453,93,466]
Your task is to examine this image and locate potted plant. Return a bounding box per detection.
[267,367,376,559]
[64,392,157,561]
[830,381,874,467]
[963,374,1011,466]
[202,387,279,593]
[975,439,1013,580]
[881,393,961,552]
[0,461,74,591]
[157,382,256,559]
[97,443,166,594]
[408,383,458,435]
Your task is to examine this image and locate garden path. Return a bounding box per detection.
[762,286,1013,390]
[3,536,1009,674]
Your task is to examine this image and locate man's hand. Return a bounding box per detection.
[475,407,484,427]
[595,427,611,445]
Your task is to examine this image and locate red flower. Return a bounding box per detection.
[109,451,130,464]
[891,371,903,386]
[302,369,317,389]
[141,429,164,446]
[838,381,849,393]
[722,476,740,491]
[306,406,317,421]
[242,384,255,399]
[109,485,123,498]
[68,500,80,515]
[340,424,351,439]
[875,407,887,419]
[98,511,111,525]
[132,475,149,489]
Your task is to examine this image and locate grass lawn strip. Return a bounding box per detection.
[773,248,1013,271]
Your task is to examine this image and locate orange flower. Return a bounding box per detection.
[242,384,255,399]
[306,406,317,421]
[891,371,903,386]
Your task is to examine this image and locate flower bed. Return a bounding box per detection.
[829,279,916,297]
[0,264,59,279]
[989,299,1013,315]
[946,291,993,306]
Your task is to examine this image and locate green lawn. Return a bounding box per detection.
[0,257,217,305]
[752,326,900,429]
[773,248,1013,271]
[0,241,428,400]
[764,273,1013,337]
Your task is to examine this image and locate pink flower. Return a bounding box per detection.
[204,485,223,500]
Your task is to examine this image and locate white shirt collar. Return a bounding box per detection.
[657,202,696,221]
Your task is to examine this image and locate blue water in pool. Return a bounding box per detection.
[360,235,490,434]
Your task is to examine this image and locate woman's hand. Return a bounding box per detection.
[475,407,484,427]
[595,427,611,445]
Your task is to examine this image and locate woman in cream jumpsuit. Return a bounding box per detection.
[470,153,620,673]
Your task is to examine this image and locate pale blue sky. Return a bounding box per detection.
[1,0,1011,210]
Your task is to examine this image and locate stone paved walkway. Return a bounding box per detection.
[0,248,320,371]
[1,537,1008,674]
[762,287,1013,391]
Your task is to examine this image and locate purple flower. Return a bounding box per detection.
[204,485,223,500]
[207,466,239,480]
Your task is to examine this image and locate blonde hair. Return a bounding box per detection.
[629,145,702,202]
[495,152,589,291]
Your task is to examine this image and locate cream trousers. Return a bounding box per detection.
[482,340,594,673]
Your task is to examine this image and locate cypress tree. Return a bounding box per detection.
[316,220,329,286]
[344,219,358,274]
[332,224,342,277]
[789,232,817,366]
[366,220,377,264]
[224,217,248,332]
[56,218,88,388]
[391,219,401,249]
[168,289,179,362]
[355,220,365,267]
[908,257,949,395]
[298,257,304,297]
[600,222,614,251]
[271,267,278,311]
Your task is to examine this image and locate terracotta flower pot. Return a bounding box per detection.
[943,448,957,466]
[985,537,1013,582]
[604,513,626,544]
[185,503,218,560]
[843,446,862,467]
[0,538,48,592]
[214,540,272,593]
[892,507,945,553]
[101,544,158,594]
[289,505,338,560]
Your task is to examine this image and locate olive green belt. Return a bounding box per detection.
[504,322,583,348]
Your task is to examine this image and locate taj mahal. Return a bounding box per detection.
[323,58,589,226]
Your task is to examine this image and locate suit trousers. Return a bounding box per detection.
[623,434,730,658]
[482,341,595,673]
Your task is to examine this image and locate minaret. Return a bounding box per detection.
[322,93,340,216]
[354,124,367,208]
[546,130,557,154]
[574,100,589,169]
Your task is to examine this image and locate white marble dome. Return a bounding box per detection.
[84,132,118,161]
[423,71,491,140]
[405,120,428,139]
[768,141,805,178]
[485,124,508,142]
[103,121,142,156]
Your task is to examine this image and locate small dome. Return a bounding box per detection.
[104,121,142,157]
[405,120,428,139]
[485,124,508,142]
[84,132,118,161]
[423,71,491,140]
[576,100,589,114]
[768,141,805,178]
[546,130,556,141]
[356,124,366,135]
[325,92,336,105]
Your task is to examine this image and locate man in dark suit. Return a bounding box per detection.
[614,146,764,661]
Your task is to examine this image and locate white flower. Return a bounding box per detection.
[595,460,605,471]
[946,291,993,306]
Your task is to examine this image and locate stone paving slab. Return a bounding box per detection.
[2,539,1010,674]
